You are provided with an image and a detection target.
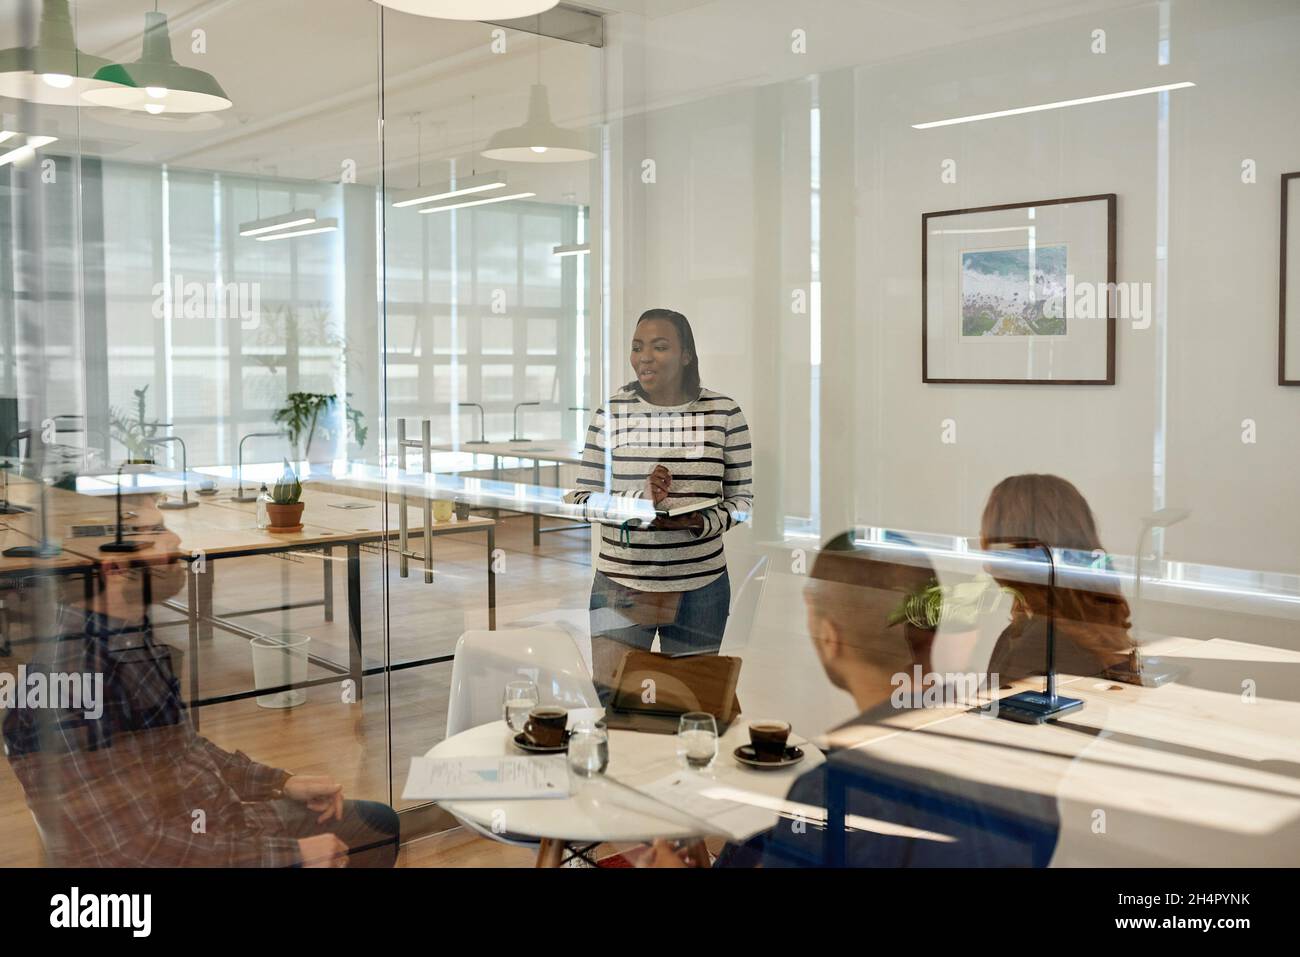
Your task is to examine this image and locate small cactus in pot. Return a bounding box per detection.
[265,461,305,532]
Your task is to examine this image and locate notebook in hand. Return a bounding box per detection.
[604,649,743,734]
[655,497,720,517]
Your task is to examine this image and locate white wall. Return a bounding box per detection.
[606,0,1300,580]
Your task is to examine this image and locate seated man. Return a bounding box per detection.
[648,530,1059,868]
[3,491,399,868]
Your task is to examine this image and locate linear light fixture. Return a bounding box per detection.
[0,134,57,167]
[374,0,557,19]
[552,242,590,257]
[417,191,535,214]
[239,209,319,238]
[254,218,339,242]
[392,171,507,209]
[912,81,1195,129]
[0,131,15,146]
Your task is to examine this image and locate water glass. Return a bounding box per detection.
[567,724,609,778]
[676,711,718,770]
[502,680,539,733]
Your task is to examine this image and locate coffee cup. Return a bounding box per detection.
[432,499,454,523]
[749,720,791,760]
[524,706,568,747]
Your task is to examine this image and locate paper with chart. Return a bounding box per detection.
[402,755,571,801]
[638,769,782,841]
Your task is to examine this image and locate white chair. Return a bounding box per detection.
[719,554,769,654]
[446,626,599,737]
[445,626,600,852]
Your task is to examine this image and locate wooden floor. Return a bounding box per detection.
[0,513,596,868]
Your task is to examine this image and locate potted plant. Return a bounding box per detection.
[272,391,368,466]
[109,385,163,464]
[889,578,1013,677]
[265,462,304,532]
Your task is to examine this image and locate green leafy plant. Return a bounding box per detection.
[108,385,163,462]
[271,461,302,505]
[888,579,1017,631]
[272,391,368,460]
[273,392,335,460]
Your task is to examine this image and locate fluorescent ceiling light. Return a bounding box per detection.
[83,11,231,115]
[0,131,14,146]
[254,218,339,242]
[912,81,1195,129]
[552,242,590,256]
[0,134,57,167]
[239,209,319,238]
[392,171,507,208]
[373,0,558,19]
[417,191,535,214]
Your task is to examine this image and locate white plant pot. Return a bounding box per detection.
[251,633,311,709]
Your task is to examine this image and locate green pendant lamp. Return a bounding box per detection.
[0,0,112,106]
[83,7,231,115]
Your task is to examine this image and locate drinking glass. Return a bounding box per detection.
[503,680,539,733]
[567,723,609,778]
[676,711,718,770]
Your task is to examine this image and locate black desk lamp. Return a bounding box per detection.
[100,464,149,553]
[145,436,199,509]
[1,473,62,559]
[511,401,539,442]
[460,403,488,445]
[1,432,31,515]
[981,538,1083,724]
[233,430,288,502]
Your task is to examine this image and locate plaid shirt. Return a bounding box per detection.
[3,609,302,867]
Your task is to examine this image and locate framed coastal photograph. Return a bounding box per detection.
[922,194,1116,384]
[1280,172,1300,385]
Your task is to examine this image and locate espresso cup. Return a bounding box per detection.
[524,706,569,747]
[749,720,791,760]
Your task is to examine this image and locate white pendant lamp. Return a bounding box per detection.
[0,0,113,106]
[83,9,232,114]
[482,83,593,163]
[373,1,558,20]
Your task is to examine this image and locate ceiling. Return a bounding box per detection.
[0,0,1153,201]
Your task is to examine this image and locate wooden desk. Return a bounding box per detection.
[819,636,1300,866]
[8,481,497,726]
[420,438,586,546]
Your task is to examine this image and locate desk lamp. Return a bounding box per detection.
[144,436,199,509]
[980,538,1083,724]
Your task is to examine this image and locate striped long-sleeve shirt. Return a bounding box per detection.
[563,386,753,592]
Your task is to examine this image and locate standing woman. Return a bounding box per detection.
[565,309,753,701]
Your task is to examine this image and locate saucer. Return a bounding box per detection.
[733,744,804,769]
[513,731,569,754]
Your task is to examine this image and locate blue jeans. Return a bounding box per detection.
[587,570,731,705]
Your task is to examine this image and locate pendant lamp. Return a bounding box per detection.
[83,9,231,114]
[482,83,593,163]
[0,0,112,106]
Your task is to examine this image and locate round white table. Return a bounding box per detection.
[426,719,824,860]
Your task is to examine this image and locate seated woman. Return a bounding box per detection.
[979,474,1138,683]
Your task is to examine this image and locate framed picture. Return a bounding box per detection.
[922,193,1116,384]
[1280,172,1300,385]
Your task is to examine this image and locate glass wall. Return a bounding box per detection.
[2,0,1298,873]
